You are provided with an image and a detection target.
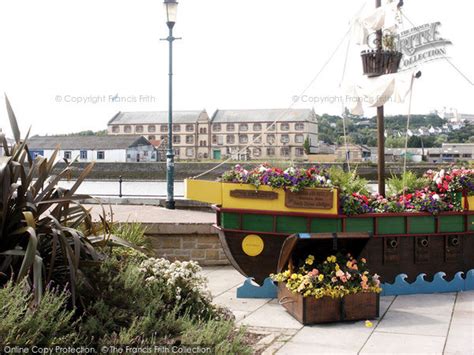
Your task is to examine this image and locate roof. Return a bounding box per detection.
[108,110,206,125]
[211,109,317,123]
[28,135,152,150]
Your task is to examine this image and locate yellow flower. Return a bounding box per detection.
[335,264,340,271]
[305,257,314,265]
[365,320,373,328]
[291,274,298,280]
[318,274,324,282]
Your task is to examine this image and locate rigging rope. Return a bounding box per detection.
[192,2,368,179]
[339,31,353,173]
[402,73,416,195]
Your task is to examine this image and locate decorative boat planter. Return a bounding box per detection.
[361,50,403,77]
[185,179,474,288]
[278,283,379,325]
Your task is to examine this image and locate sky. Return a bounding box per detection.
[0,0,472,137]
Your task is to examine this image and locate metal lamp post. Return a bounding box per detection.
[163,0,180,209]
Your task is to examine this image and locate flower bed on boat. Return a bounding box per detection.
[221,164,474,215]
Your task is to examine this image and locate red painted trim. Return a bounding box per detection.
[216,226,474,239]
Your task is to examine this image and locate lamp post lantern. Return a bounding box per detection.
[163,0,180,209]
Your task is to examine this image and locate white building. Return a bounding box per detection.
[28,135,157,163]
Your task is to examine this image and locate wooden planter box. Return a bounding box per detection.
[278,283,379,325]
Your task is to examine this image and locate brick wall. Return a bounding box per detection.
[145,223,230,266]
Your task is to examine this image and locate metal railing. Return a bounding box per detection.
[86,176,185,199]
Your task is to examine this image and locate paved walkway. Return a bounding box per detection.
[203,266,474,355]
[86,204,215,224]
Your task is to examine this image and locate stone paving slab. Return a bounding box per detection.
[203,266,474,355]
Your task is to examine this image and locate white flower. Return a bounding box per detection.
[440,169,445,178]
[432,194,440,200]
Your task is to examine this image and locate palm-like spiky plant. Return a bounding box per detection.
[0,95,102,305]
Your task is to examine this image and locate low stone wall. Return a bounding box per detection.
[144,222,229,266]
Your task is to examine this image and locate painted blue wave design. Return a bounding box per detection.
[236,271,474,298]
[237,277,277,299]
[382,270,474,296]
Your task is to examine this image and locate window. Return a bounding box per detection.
[239,134,248,144]
[295,148,305,156]
[148,135,156,140]
[295,134,304,143]
[80,150,88,160]
[281,134,290,144]
[253,148,261,157]
[267,134,275,144]
[186,135,194,144]
[112,125,120,133]
[64,151,72,160]
[295,123,305,131]
[212,123,221,132]
[267,147,275,156]
[266,123,275,131]
[173,124,181,132]
[253,123,262,131]
[199,140,207,147]
[186,124,194,132]
[226,135,235,144]
[281,123,290,131]
[239,123,248,131]
[186,148,194,157]
[97,151,105,160]
[175,149,180,157]
[148,125,156,133]
[160,125,168,132]
[135,125,144,133]
[281,147,290,157]
[173,136,181,144]
[124,125,132,133]
[253,135,262,143]
[227,124,235,131]
[212,135,217,144]
[199,127,207,134]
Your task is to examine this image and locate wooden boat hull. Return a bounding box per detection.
[215,206,474,285]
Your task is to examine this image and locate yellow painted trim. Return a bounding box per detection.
[184,179,222,204]
[221,183,338,215]
[462,196,474,211]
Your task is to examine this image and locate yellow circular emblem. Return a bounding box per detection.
[242,234,264,257]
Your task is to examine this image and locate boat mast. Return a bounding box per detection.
[375,0,386,196]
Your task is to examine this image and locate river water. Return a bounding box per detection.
[57,180,378,199]
[58,180,185,198]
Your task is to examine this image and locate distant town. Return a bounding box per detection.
[2,108,474,164]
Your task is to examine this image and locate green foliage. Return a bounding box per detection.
[328,166,369,195]
[181,320,253,355]
[111,222,151,250]
[56,130,108,137]
[0,96,101,305]
[77,257,229,346]
[303,137,311,155]
[387,172,429,195]
[0,281,77,346]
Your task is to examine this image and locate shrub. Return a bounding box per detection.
[0,281,77,346]
[78,257,224,345]
[0,96,101,305]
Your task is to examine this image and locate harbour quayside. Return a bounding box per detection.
[184,0,474,296]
